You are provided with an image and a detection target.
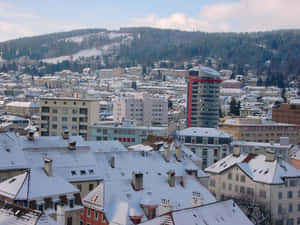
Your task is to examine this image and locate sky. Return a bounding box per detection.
[0,0,300,41]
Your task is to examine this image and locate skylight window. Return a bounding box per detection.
[9,178,16,183]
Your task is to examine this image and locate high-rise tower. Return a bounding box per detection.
[187,66,221,128]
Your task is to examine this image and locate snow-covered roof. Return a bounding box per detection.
[6,101,40,108]
[0,170,79,200]
[205,153,300,184]
[140,200,254,225]
[176,128,232,138]
[232,141,292,149]
[0,201,59,225]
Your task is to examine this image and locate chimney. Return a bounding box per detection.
[62,129,69,139]
[110,156,115,168]
[27,130,34,141]
[280,137,289,146]
[233,146,240,157]
[168,170,175,187]
[265,149,275,162]
[44,158,53,176]
[56,204,65,225]
[175,144,182,162]
[163,143,170,162]
[68,140,76,150]
[132,172,143,191]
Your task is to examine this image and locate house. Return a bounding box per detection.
[205,149,300,225]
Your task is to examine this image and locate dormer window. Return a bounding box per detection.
[80,170,86,175]
[71,171,76,176]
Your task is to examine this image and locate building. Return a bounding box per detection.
[231,137,292,161]
[139,200,254,225]
[205,150,300,225]
[113,93,168,126]
[5,101,40,118]
[88,120,168,147]
[0,169,82,225]
[0,200,59,225]
[187,66,221,128]
[272,101,300,125]
[80,144,215,225]
[39,97,99,139]
[176,127,233,169]
[220,117,300,145]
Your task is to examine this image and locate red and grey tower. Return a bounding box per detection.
[187,66,222,128]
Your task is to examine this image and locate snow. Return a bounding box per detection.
[205,153,300,184]
[176,127,232,138]
[6,101,40,108]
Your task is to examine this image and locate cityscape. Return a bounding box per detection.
[0,1,300,225]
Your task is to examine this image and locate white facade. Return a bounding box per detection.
[113,93,168,126]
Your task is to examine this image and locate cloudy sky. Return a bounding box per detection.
[0,0,300,41]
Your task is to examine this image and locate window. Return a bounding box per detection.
[72,109,77,114]
[290,180,298,186]
[62,109,68,115]
[52,116,57,121]
[69,200,74,208]
[240,186,245,194]
[288,191,293,198]
[42,107,49,113]
[278,192,282,199]
[287,218,294,225]
[62,117,68,122]
[77,184,81,191]
[247,188,254,196]
[52,124,57,129]
[52,109,58,113]
[72,117,77,122]
[89,183,94,191]
[298,203,300,212]
[278,204,282,214]
[87,208,91,217]
[95,211,98,220]
[228,183,232,191]
[235,174,239,182]
[241,175,246,183]
[67,217,72,225]
[210,179,216,187]
[289,203,293,212]
[297,217,300,225]
[235,185,238,192]
[228,172,232,180]
[259,190,266,198]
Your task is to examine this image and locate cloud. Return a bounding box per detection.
[130,0,300,32]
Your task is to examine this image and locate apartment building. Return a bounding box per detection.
[113,93,168,126]
[220,117,300,145]
[205,150,300,225]
[176,127,233,169]
[272,101,300,125]
[88,120,168,146]
[187,66,221,128]
[40,97,99,139]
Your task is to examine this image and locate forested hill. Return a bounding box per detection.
[1,27,300,75]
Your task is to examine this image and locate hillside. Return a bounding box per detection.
[1,28,300,76]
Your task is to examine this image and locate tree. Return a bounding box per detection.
[229,97,240,116]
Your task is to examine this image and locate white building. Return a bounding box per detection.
[205,150,300,225]
[113,93,168,126]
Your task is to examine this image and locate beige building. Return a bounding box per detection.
[219,117,300,145]
[6,101,40,118]
[113,93,168,126]
[40,97,99,139]
[205,150,300,225]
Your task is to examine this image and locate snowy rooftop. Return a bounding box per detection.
[205,153,300,184]
[176,128,232,138]
[140,200,254,225]
[0,170,79,200]
[232,141,292,149]
[0,201,59,225]
[6,101,40,108]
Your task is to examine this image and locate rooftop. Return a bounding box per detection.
[176,128,232,138]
